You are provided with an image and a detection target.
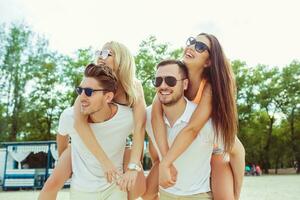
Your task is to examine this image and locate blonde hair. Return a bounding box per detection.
[102,41,138,106]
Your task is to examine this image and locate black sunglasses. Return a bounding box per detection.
[152,76,186,87]
[186,37,210,54]
[76,87,107,97]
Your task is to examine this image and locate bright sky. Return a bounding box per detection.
[1,0,300,67]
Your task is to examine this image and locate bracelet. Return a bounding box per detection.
[127,163,142,172]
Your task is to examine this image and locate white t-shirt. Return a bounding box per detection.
[58,104,134,192]
[146,99,223,196]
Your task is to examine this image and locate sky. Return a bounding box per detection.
[0,0,300,67]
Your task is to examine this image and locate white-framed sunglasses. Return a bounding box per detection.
[95,49,113,60]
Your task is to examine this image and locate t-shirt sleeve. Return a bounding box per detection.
[57,108,73,136]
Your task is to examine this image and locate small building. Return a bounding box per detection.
[1,141,70,190]
[1,140,150,190]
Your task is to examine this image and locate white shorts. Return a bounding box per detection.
[70,183,127,200]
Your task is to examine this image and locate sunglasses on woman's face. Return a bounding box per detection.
[76,87,107,97]
[95,49,112,60]
[186,37,210,54]
[152,76,186,87]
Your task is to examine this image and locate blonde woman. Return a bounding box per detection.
[39,41,148,200]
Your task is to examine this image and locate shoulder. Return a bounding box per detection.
[186,99,197,110]
[114,104,134,124]
[116,104,133,114]
[185,99,197,117]
[58,107,74,136]
[60,107,74,120]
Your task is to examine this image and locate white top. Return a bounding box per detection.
[58,104,134,192]
[146,99,223,196]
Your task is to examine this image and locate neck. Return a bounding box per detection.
[188,67,204,85]
[162,97,187,127]
[90,103,115,123]
[187,67,205,100]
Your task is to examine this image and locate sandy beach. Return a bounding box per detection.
[0,175,299,200]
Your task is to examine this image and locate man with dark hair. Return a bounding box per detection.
[57,63,133,199]
[146,59,223,199]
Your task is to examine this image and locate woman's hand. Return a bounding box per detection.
[103,160,122,183]
[117,170,138,192]
[159,161,177,188]
[73,96,88,126]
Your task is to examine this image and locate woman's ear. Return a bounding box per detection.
[204,59,211,68]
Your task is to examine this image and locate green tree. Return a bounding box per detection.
[232,60,261,166]
[280,61,300,173]
[0,24,34,140]
[0,103,8,141]
[23,51,67,140]
[62,48,94,105]
[251,65,283,173]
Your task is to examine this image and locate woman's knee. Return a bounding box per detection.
[42,176,64,192]
[141,192,159,200]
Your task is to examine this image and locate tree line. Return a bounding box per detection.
[0,24,299,173]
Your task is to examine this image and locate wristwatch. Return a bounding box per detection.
[127,163,142,172]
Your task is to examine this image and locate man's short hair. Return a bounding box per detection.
[84,63,118,94]
[156,59,188,79]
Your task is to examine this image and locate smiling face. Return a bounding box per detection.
[155,63,188,106]
[183,34,211,70]
[96,44,116,72]
[78,77,109,115]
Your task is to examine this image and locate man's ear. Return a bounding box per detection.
[183,78,189,90]
[105,92,114,103]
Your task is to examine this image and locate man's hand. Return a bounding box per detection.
[102,160,122,183]
[159,161,177,188]
[117,170,138,192]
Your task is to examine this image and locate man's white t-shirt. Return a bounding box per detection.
[58,104,134,192]
[146,99,223,196]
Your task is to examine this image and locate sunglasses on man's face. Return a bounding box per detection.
[76,87,107,97]
[95,49,112,60]
[152,76,186,88]
[186,37,210,54]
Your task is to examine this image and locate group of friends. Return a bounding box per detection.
[38,33,246,200]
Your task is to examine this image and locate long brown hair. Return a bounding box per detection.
[200,33,238,153]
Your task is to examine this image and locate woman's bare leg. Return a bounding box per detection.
[211,154,234,200]
[142,162,159,200]
[38,146,72,200]
[142,140,159,200]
